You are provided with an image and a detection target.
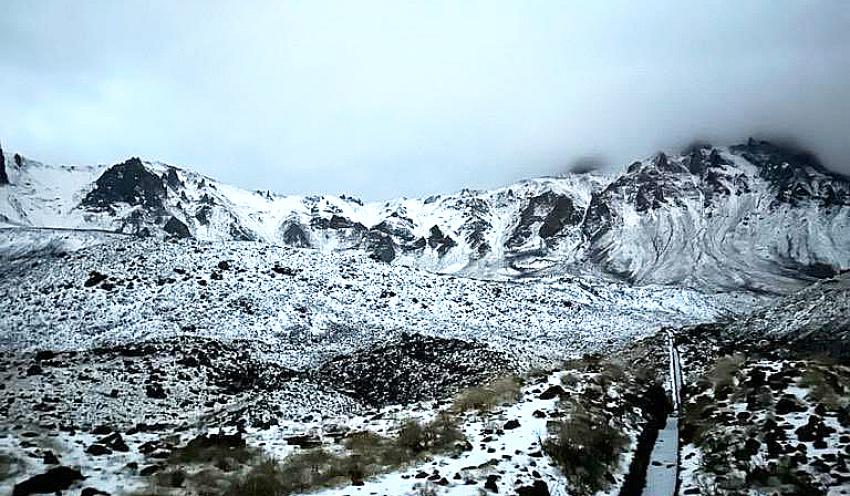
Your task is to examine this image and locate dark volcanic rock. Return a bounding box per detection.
[316,333,512,406]
[13,466,85,496]
[516,480,550,496]
[163,167,182,189]
[81,488,110,496]
[163,216,191,238]
[365,230,396,263]
[503,419,520,430]
[484,474,500,492]
[285,434,322,448]
[0,141,8,185]
[84,271,108,288]
[178,431,246,453]
[279,220,311,248]
[731,138,850,206]
[81,158,166,211]
[99,432,129,452]
[507,192,582,249]
[145,383,167,399]
[85,444,111,456]
[427,225,457,256]
[43,451,60,465]
[538,385,567,400]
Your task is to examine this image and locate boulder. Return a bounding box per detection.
[12,466,84,496]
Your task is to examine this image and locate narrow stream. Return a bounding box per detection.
[641,330,683,496]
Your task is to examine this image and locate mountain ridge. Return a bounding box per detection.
[1,138,848,292]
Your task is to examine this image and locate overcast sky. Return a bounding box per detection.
[1,1,849,199]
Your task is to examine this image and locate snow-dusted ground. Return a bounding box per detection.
[0,238,756,362]
[674,299,850,496]
[310,372,574,496]
[0,361,659,496]
[0,227,129,260]
[679,358,850,494]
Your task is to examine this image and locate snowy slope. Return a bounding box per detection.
[581,142,850,291]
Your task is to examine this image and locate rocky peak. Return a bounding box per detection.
[80,158,167,212]
[0,141,8,185]
[427,225,456,255]
[730,138,850,206]
[163,167,183,190]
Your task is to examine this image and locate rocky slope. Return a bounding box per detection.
[672,273,850,495]
[2,138,848,292]
[0,237,744,359]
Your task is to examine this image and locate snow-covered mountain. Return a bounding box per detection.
[4,137,850,496]
[1,138,848,291]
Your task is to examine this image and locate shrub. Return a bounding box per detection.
[800,363,849,411]
[597,360,627,387]
[226,450,350,496]
[708,353,745,398]
[170,432,254,469]
[543,402,627,496]
[682,392,717,445]
[342,430,406,475]
[226,458,289,496]
[452,375,522,412]
[226,415,467,495]
[397,412,464,455]
[0,453,22,482]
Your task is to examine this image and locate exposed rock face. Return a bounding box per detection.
[364,230,396,263]
[727,273,850,359]
[581,140,850,290]
[81,158,166,212]
[278,220,311,248]
[427,225,457,255]
[0,141,8,185]
[507,191,582,249]
[731,138,850,206]
[162,167,183,189]
[163,216,191,238]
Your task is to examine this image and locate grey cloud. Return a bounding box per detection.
[1,0,848,199]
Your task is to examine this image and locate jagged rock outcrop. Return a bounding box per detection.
[0,141,8,185]
[81,157,166,212]
[163,216,191,238]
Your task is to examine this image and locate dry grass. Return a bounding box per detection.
[799,362,850,410]
[451,375,523,412]
[0,453,23,482]
[224,414,467,495]
[543,401,627,496]
[706,353,745,398]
